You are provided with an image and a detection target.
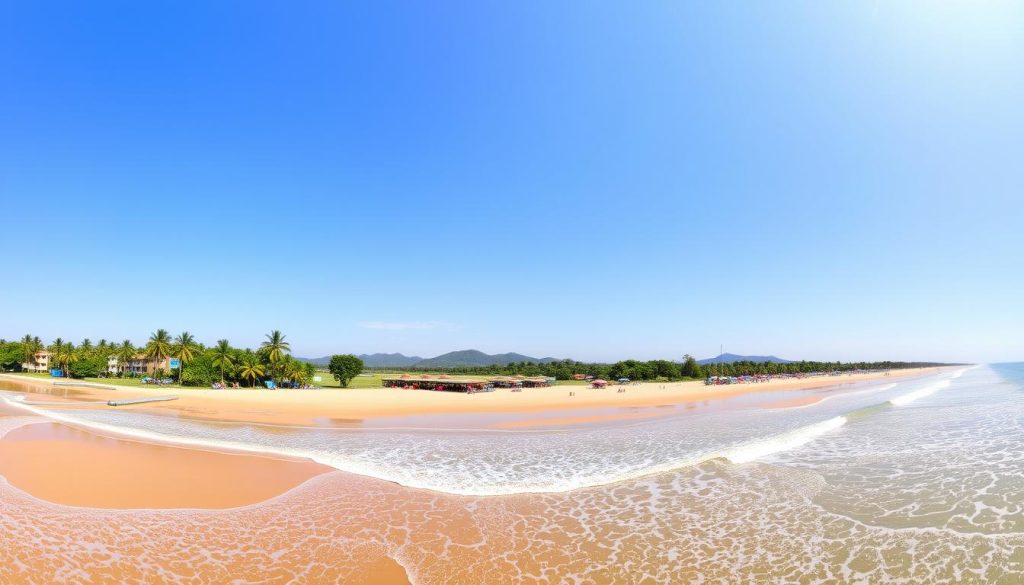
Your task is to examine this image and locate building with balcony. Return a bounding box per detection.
[21,351,50,373]
[105,354,175,377]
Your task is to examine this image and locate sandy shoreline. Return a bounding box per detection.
[0,368,941,428]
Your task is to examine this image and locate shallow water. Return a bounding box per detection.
[3,365,1023,583]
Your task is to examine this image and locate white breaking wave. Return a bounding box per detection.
[725,416,847,463]
[888,367,972,406]
[890,380,951,406]
[948,366,977,379]
[766,383,897,410]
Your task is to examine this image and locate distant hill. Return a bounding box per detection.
[296,356,332,366]
[358,353,423,368]
[698,353,793,365]
[413,349,560,368]
[299,350,558,369]
[297,353,423,367]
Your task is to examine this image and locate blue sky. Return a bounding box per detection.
[2,1,1022,363]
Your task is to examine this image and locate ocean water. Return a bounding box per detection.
[3,365,1024,584]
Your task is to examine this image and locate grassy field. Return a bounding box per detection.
[313,371,386,389]
[555,379,590,386]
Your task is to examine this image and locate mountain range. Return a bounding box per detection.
[416,350,560,368]
[698,353,793,365]
[298,349,560,368]
[355,353,423,368]
[299,351,793,368]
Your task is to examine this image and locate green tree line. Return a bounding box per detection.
[0,331,319,388]
[369,355,956,381]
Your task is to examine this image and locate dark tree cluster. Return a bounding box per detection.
[368,355,955,382]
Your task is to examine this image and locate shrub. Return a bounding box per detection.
[179,354,218,387]
[68,356,106,378]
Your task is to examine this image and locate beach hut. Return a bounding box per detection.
[522,377,552,388]
[489,376,525,389]
[591,379,608,388]
[381,375,490,393]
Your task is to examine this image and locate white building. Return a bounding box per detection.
[21,351,50,373]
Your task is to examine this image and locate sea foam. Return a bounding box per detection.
[725,416,847,464]
[890,380,951,406]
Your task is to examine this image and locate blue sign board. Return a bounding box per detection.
[169,358,181,369]
[50,369,64,377]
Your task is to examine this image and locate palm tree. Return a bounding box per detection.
[280,356,308,387]
[259,330,291,384]
[20,334,41,368]
[63,343,79,376]
[31,336,42,367]
[144,329,172,377]
[116,340,136,378]
[47,338,64,374]
[171,331,198,384]
[211,339,235,384]
[238,351,265,387]
[301,361,315,385]
[48,339,78,377]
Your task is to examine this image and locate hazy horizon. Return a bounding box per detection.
[2,2,1022,364]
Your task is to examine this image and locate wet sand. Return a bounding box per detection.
[0,421,331,509]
